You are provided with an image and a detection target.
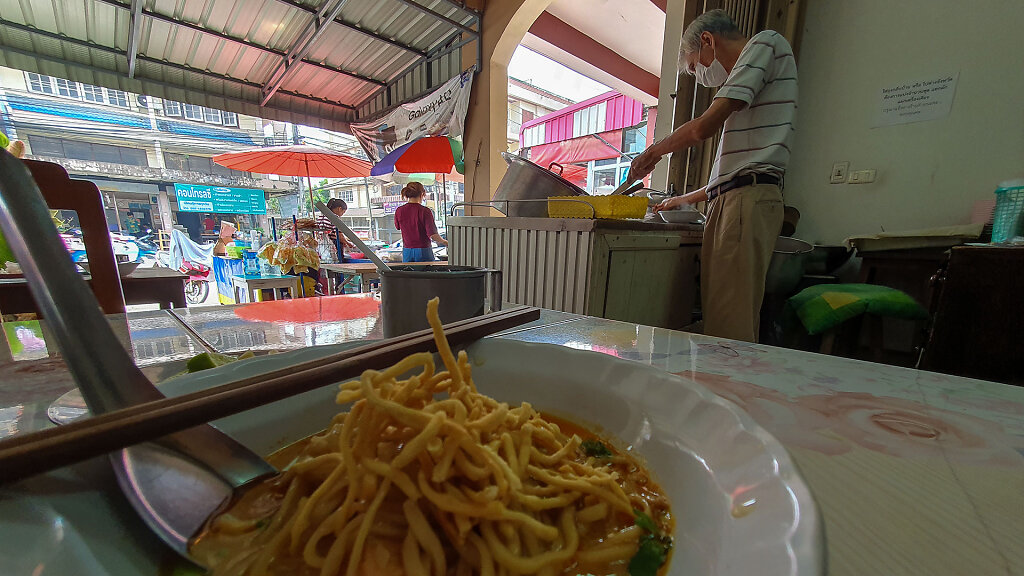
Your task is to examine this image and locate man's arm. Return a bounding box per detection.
[627,97,746,182]
[430,233,448,246]
[653,186,708,213]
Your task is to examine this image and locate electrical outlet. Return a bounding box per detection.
[849,170,862,184]
[830,162,849,184]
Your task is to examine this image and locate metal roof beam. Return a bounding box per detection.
[434,0,481,18]
[126,0,143,78]
[92,0,385,87]
[261,0,356,106]
[0,19,357,113]
[355,27,467,116]
[392,0,478,36]
[272,0,428,57]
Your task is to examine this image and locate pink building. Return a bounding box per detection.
[518,92,655,192]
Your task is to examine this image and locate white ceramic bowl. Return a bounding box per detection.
[0,340,823,576]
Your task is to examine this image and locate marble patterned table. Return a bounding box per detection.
[2,294,1022,575]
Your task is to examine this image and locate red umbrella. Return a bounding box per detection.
[213,145,372,211]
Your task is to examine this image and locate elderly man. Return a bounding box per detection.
[628,9,797,342]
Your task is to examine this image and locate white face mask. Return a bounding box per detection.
[694,42,728,88]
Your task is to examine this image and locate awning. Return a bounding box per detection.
[529,130,623,168]
[0,0,480,131]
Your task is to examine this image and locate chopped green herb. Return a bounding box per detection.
[628,533,672,576]
[255,518,270,529]
[630,510,672,576]
[580,439,612,458]
[633,509,658,533]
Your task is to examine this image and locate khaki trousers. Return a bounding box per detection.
[701,183,784,342]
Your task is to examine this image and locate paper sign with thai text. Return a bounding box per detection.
[874,72,959,127]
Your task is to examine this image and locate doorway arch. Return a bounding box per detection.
[461,0,554,214]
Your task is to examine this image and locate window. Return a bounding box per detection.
[593,169,617,192]
[183,104,204,121]
[62,141,94,161]
[106,89,129,107]
[82,84,105,103]
[339,190,355,203]
[33,136,147,166]
[522,110,535,123]
[119,147,149,166]
[522,124,545,148]
[163,100,182,116]
[572,103,607,138]
[27,135,65,157]
[187,155,214,173]
[163,152,187,171]
[222,111,238,127]
[92,143,123,164]
[203,108,222,123]
[55,78,79,98]
[26,73,54,94]
[623,123,647,155]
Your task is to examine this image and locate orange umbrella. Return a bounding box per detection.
[213,145,372,210]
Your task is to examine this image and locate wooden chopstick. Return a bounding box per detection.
[0,306,540,484]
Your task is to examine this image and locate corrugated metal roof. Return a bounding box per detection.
[0,0,479,131]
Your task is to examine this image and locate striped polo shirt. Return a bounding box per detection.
[707,30,798,197]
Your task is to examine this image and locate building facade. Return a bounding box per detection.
[0,66,372,242]
[507,77,576,152]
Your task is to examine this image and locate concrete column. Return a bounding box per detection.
[156,185,175,235]
[461,0,553,215]
[650,0,689,192]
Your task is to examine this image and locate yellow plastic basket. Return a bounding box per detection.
[547,195,648,219]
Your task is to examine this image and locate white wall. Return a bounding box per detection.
[785,0,1024,245]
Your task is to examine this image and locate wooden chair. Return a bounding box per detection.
[920,246,1023,384]
[21,159,125,314]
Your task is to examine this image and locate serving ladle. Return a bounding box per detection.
[0,151,275,564]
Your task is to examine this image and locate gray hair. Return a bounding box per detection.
[679,9,741,65]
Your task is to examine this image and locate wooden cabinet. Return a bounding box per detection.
[448,217,702,329]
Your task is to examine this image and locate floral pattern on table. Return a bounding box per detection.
[499,316,1024,459]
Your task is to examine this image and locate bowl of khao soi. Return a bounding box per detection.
[188,298,674,576]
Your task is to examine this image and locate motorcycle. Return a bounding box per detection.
[179,260,211,304]
[129,228,161,267]
[169,228,215,305]
[62,228,147,265]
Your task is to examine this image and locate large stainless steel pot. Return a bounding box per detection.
[492,152,586,217]
[379,265,502,337]
[765,236,813,295]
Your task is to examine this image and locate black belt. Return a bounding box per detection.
[707,173,781,200]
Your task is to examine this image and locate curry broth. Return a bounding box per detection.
[188,412,673,576]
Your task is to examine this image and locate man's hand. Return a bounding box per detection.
[627,147,663,182]
[653,187,708,213]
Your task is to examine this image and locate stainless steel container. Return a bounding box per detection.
[765,236,814,295]
[379,265,503,337]
[492,152,586,218]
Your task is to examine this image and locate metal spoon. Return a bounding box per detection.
[315,201,393,273]
[0,151,275,563]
